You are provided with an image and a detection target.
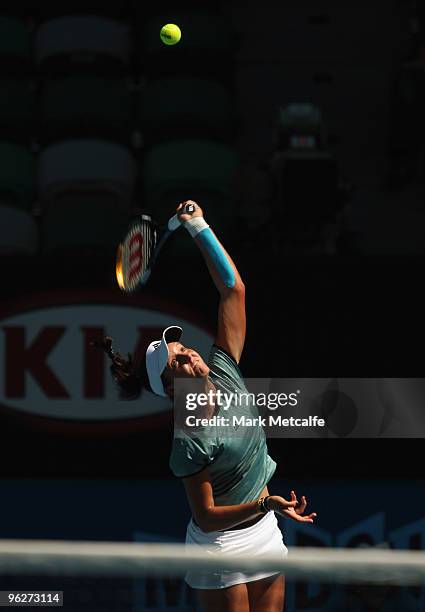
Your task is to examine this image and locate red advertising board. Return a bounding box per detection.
[0,289,214,437]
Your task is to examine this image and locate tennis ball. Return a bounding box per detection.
[160,24,182,46]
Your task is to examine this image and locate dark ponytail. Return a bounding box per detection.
[91,336,143,400]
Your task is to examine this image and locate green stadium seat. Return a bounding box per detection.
[39,76,133,144]
[35,16,132,75]
[0,142,34,212]
[142,139,238,232]
[140,77,235,145]
[37,139,136,256]
[38,139,136,212]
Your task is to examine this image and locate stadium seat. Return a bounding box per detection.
[142,139,238,230]
[38,139,136,207]
[139,11,235,82]
[0,206,38,255]
[0,142,34,212]
[0,78,34,144]
[0,17,32,74]
[140,77,235,145]
[39,76,133,144]
[35,16,132,75]
[38,140,136,255]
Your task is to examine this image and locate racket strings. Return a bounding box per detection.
[117,215,160,293]
[141,219,157,276]
[123,219,157,292]
[143,220,149,279]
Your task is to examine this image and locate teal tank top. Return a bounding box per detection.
[169,345,277,505]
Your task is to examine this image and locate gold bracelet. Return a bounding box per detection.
[257,496,267,514]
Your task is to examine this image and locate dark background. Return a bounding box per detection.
[0,0,424,481]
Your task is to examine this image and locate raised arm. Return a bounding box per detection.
[177,201,246,363]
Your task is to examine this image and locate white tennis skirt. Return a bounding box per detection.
[185,510,288,590]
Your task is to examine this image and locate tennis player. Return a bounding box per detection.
[104,201,316,612]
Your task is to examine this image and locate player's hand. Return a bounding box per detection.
[268,491,317,523]
[176,200,204,223]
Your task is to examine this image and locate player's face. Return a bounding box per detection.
[166,342,210,379]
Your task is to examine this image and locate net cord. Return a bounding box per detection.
[0,540,424,585]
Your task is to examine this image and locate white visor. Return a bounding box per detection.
[145,326,183,396]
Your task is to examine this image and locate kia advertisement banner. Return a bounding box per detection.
[0,289,214,476]
[0,289,214,430]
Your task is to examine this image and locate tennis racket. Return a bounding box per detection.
[116,203,195,293]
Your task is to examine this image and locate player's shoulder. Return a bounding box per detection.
[208,344,244,384]
[208,344,240,367]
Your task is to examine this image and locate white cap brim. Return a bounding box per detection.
[146,326,183,396]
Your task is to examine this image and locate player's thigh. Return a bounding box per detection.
[196,582,250,612]
[247,573,285,612]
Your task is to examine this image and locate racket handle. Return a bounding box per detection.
[167,203,195,231]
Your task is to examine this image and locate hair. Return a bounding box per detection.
[91,336,171,400]
[91,336,143,400]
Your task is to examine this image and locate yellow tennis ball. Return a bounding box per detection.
[160,24,182,46]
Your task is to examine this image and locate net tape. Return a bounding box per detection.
[0,540,424,585]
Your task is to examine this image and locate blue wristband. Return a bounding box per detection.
[197,228,236,288]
